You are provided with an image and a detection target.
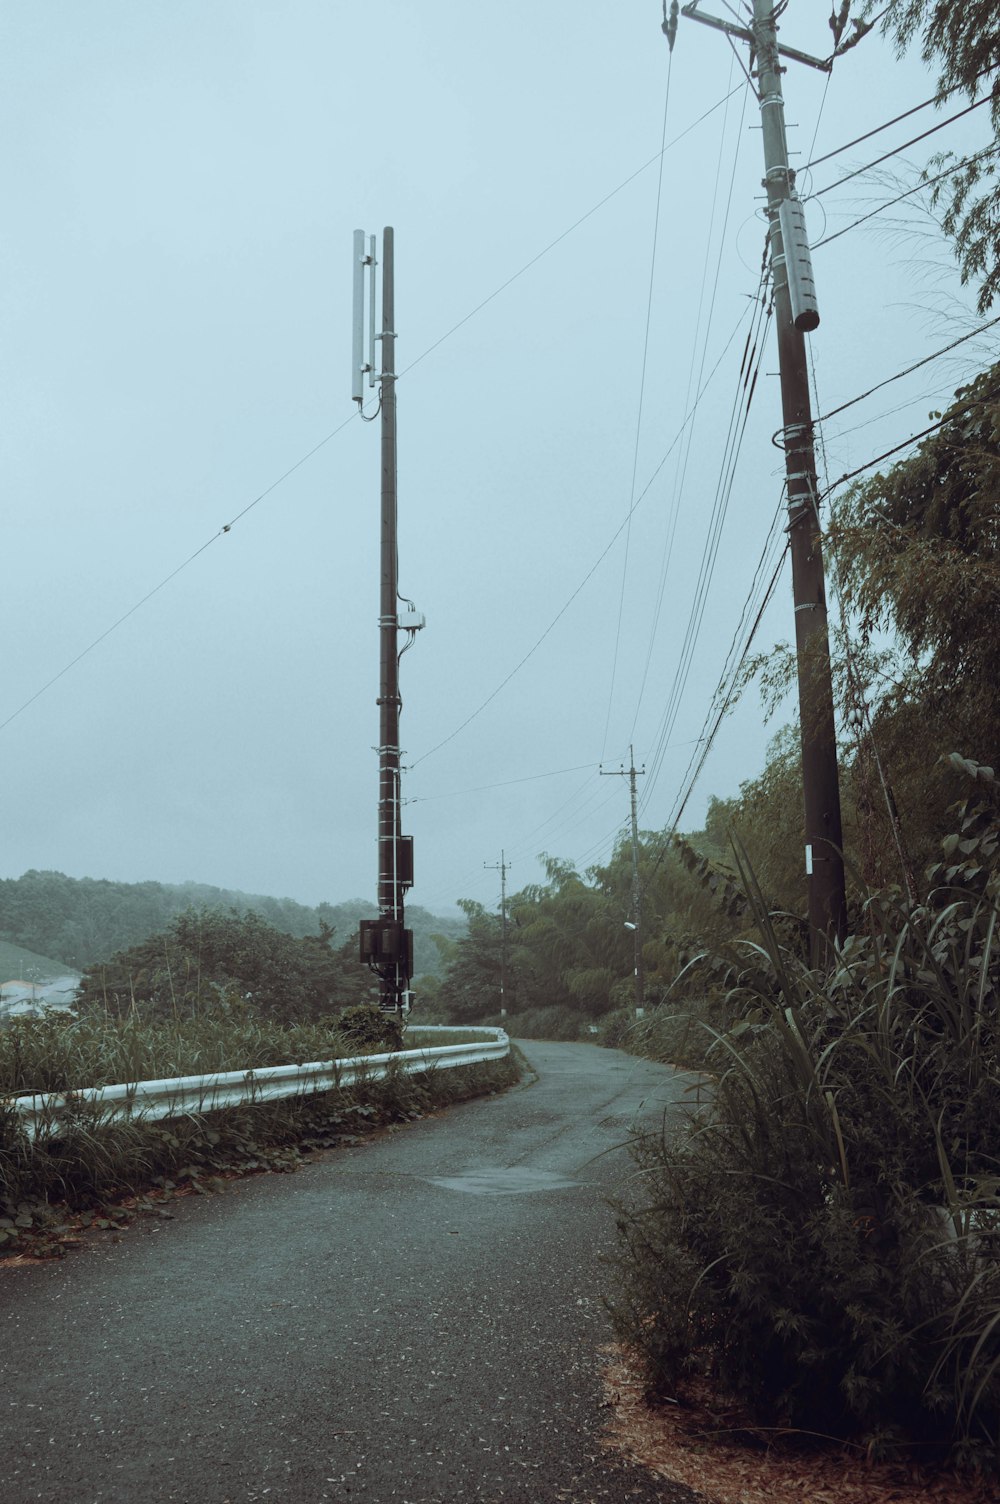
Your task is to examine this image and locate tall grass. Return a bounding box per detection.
[0,1004,353,1094]
[612,759,1000,1469]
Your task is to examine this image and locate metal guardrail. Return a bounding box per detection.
[8,1028,510,1136]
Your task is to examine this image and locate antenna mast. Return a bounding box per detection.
[354,228,425,1013]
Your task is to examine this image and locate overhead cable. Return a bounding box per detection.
[819,377,1000,500]
[801,71,995,174]
[407,762,599,804]
[0,409,363,736]
[638,276,772,811]
[398,84,744,384]
[601,40,679,760]
[804,95,993,202]
[666,542,787,836]
[812,142,1000,250]
[627,83,755,749]
[812,312,1000,427]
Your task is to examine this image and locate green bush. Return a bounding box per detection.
[611,760,1000,1469]
[337,1004,404,1053]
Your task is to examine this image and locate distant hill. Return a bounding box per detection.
[0,871,465,978]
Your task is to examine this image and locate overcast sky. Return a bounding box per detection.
[2,2,996,918]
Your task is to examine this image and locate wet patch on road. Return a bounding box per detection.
[428,1167,582,1195]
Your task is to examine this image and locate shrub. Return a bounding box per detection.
[611,759,1000,1468]
[337,1004,403,1053]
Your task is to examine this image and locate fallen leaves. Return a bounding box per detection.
[599,1345,1000,1504]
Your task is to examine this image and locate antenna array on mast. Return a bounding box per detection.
[351,229,378,406]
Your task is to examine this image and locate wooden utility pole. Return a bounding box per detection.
[484,851,509,1017]
[682,1,847,959]
[602,748,646,1014]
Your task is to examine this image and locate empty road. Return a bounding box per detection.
[1,1040,700,1504]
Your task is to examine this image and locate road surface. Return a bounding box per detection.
[1,1039,701,1503]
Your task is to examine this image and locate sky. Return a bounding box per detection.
[2,1,997,919]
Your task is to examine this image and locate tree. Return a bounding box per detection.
[505,857,626,1018]
[76,907,374,1023]
[431,900,505,1023]
[831,360,1000,874]
[869,1,1000,309]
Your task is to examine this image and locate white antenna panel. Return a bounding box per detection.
[368,234,377,388]
[352,229,366,405]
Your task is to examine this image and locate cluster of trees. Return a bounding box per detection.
[0,870,464,979]
[421,830,742,1032]
[75,908,376,1023]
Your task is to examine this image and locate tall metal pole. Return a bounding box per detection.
[377,226,403,1008]
[752,0,846,959]
[602,748,645,1014]
[485,852,509,1016]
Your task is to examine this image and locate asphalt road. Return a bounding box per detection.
[1,1040,702,1504]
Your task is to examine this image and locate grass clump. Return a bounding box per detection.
[0,997,354,1092]
[611,757,1000,1471]
[600,997,731,1074]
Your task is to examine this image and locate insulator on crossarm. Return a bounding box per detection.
[662,0,679,52]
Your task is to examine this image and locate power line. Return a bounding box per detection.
[804,95,993,202]
[801,72,995,174]
[407,762,598,804]
[0,409,363,736]
[397,85,745,385]
[507,778,624,865]
[601,44,678,760]
[641,522,789,879]
[819,377,1000,500]
[667,542,787,834]
[812,142,1000,250]
[627,81,756,748]
[409,293,759,772]
[638,271,772,811]
[811,312,1000,428]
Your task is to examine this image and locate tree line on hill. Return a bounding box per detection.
[0,870,465,989]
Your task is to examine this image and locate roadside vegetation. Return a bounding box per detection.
[0,914,516,1260]
[613,762,1000,1468]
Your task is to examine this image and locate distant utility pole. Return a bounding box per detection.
[681,1,847,960]
[601,748,645,1015]
[354,227,425,1012]
[484,851,510,1017]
